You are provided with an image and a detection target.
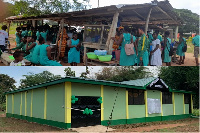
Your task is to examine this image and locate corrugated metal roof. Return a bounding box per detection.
[121,77,157,87]
[5,0,182,25]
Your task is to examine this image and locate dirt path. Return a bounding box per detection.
[112,118,199,132]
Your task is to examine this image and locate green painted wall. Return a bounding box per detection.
[129,105,145,118]
[162,104,173,116]
[46,83,65,122]
[32,88,45,119]
[72,83,100,96]
[147,90,161,117]
[13,93,21,115]
[7,94,12,113]
[21,92,25,116]
[175,93,184,115]
[185,104,189,114]
[103,86,126,120]
[26,90,32,117]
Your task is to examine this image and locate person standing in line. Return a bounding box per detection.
[192,31,200,66]
[150,32,162,66]
[0,25,8,52]
[114,26,137,66]
[137,27,149,66]
[176,32,186,65]
[15,27,21,46]
[163,31,172,66]
[68,33,81,66]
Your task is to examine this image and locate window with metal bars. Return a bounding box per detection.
[128,89,145,105]
[162,92,172,104]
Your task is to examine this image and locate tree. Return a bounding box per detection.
[95,66,153,82]
[10,0,90,16]
[64,67,75,77]
[159,67,199,108]
[0,74,16,103]
[19,71,61,88]
[11,1,41,17]
[80,66,90,78]
[174,9,199,33]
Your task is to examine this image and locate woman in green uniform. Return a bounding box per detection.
[39,36,62,66]
[137,27,149,66]
[31,37,44,64]
[68,33,81,66]
[163,31,171,66]
[115,26,137,66]
[15,27,21,46]
[24,36,37,62]
[176,32,186,65]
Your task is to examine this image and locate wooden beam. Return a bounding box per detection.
[155,6,176,22]
[145,8,152,34]
[54,21,62,60]
[133,10,146,21]
[106,11,119,54]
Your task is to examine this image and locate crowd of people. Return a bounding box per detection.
[0,24,199,66]
[112,26,200,66]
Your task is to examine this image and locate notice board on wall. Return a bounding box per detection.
[147,98,161,114]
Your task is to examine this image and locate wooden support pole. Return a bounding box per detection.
[7,21,11,36]
[32,20,36,28]
[145,8,152,34]
[57,19,64,61]
[175,26,179,41]
[54,21,62,60]
[106,11,119,54]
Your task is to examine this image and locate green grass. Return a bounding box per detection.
[0,23,17,35]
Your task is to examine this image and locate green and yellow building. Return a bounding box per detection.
[5,77,194,129]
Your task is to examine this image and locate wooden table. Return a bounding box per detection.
[86,57,119,66]
[83,42,107,65]
[0,52,31,66]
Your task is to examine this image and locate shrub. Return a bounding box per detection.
[192,109,200,116]
[0,103,6,111]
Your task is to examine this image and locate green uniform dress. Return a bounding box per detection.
[68,39,80,63]
[36,31,40,41]
[137,33,149,66]
[192,35,200,47]
[40,31,48,42]
[176,37,186,56]
[39,44,62,66]
[21,31,27,37]
[24,42,36,61]
[15,32,21,45]
[157,35,163,42]
[12,42,26,52]
[164,38,172,63]
[119,33,137,66]
[147,33,153,43]
[31,44,41,64]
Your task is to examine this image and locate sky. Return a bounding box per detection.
[90,0,200,14]
[0,66,159,87]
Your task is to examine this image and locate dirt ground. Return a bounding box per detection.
[0,110,199,132]
[111,118,200,132]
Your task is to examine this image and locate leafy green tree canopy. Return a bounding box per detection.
[95,66,153,82]
[174,9,199,33]
[0,74,16,103]
[11,0,90,16]
[64,67,75,77]
[19,71,61,88]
